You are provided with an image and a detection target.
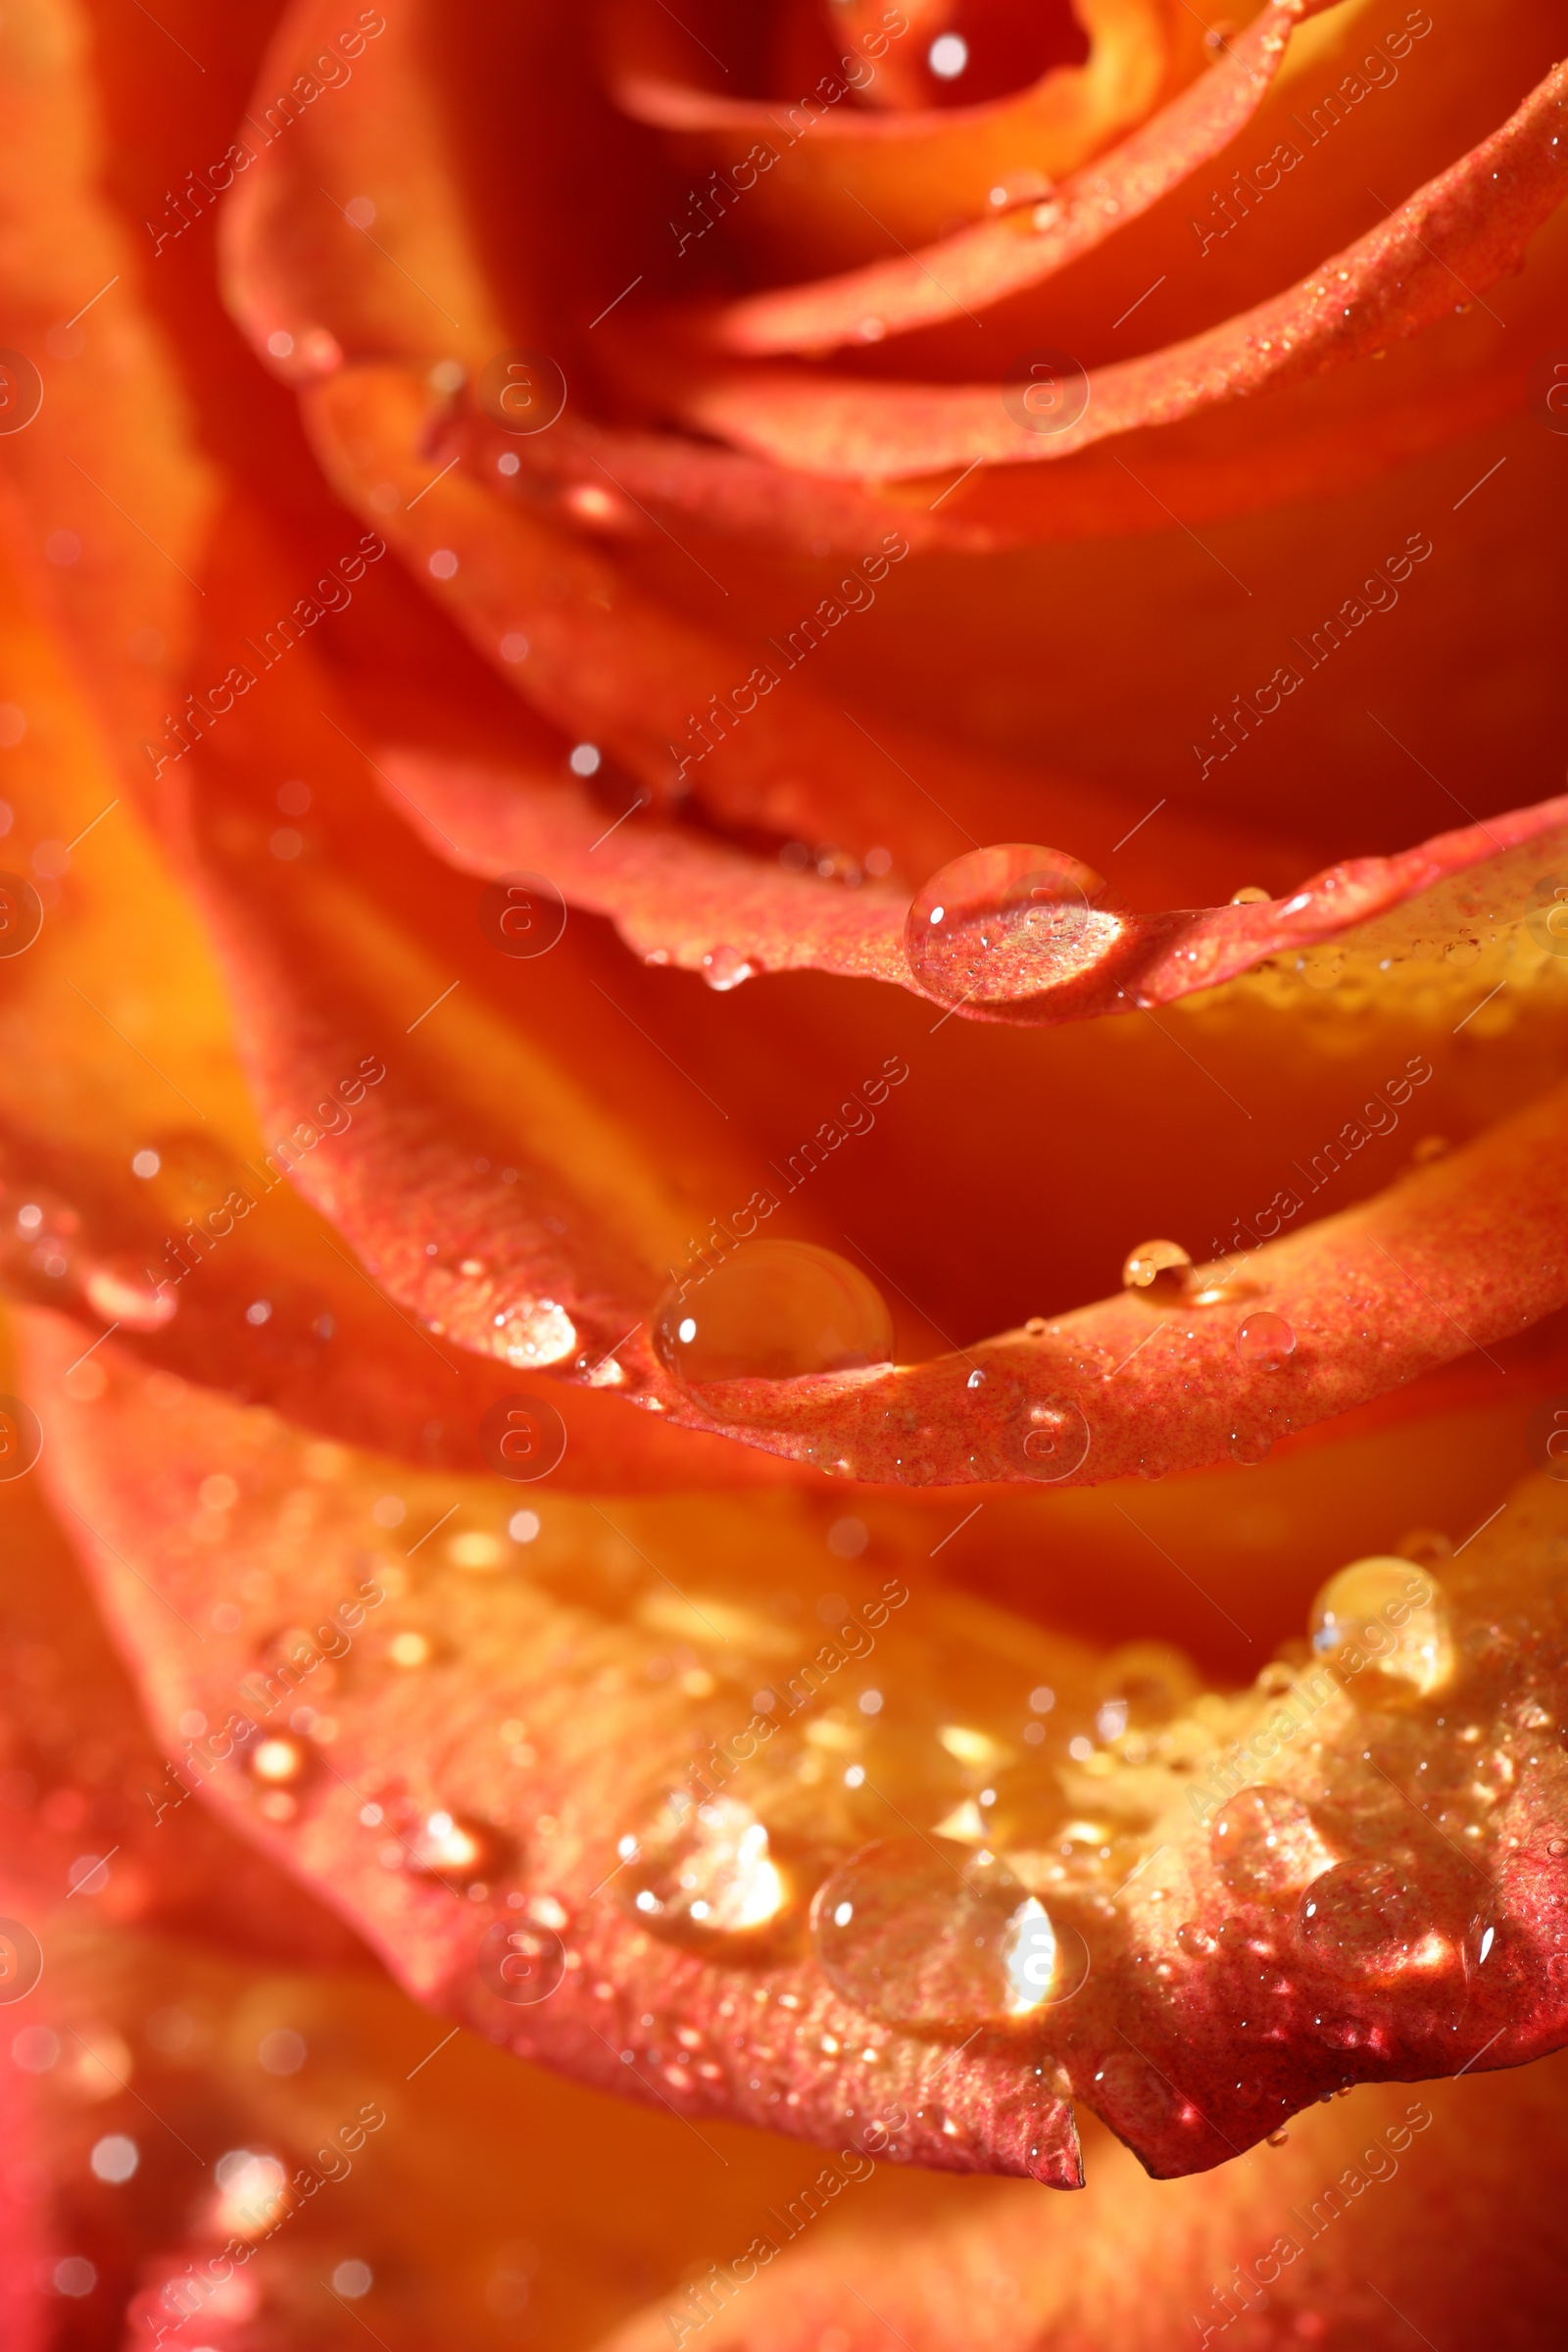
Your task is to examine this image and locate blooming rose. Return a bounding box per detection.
[1,0,1567,2342]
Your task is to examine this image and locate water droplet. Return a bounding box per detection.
[701,945,754,992]
[249,1735,308,1787]
[1297,1862,1443,1978]
[1228,1425,1272,1464]
[82,1262,176,1331]
[1122,1240,1194,1302]
[490,1301,577,1369]
[621,1795,791,1949]
[811,1838,1090,2030]
[1236,1311,1295,1368]
[1230,885,1270,906]
[905,843,1118,1012]
[1308,1558,1454,1697]
[408,1810,512,1886]
[653,1241,893,1402]
[1176,1921,1217,1957]
[1018,1396,1091,1481]
[477,1919,565,2004]
[1411,1135,1450,1166]
[1266,2128,1289,2146]
[1210,1787,1332,1898]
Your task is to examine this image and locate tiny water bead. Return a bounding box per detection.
[1309,1557,1454,1698]
[620,1796,790,1950]
[1236,1311,1295,1368]
[1210,1787,1332,1899]
[904,843,1119,1012]
[811,1838,1090,2030]
[653,1241,894,1395]
[1122,1240,1194,1302]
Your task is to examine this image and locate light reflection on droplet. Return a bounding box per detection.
[653,1241,894,1403]
[811,1838,1089,2030]
[1308,1557,1454,1697]
[1237,1311,1295,1368]
[1121,1240,1193,1302]
[905,843,1118,1012]
[621,1795,789,1949]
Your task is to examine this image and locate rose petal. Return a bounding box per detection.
[666,63,1568,476]
[376,746,1568,1017]
[698,0,1338,357]
[32,1320,1568,2181]
[601,0,1186,246]
[592,2060,1568,2351]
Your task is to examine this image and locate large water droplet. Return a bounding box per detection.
[1210,1787,1332,1898]
[1297,1861,1442,1978]
[1236,1311,1295,1368]
[905,844,1118,1011]
[1122,1240,1194,1302]
[811,1838,1090,2030]
[622,1795,791,1949]
[653,1241,893,1401]
[1309,1558,1453,1698]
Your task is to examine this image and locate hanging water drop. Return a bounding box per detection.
[810,1838,1090,2030]
[701,945,754,992]
[904,844,1120,1013]
[653,1241,893,1402]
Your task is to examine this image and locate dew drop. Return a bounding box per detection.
[621,1795,791,1950]
[82,1262,176,1331]
[1210,1787,1332,1898]
[1297,1861,1442,1978]
[1228,1425,1272,1464]
[1230,885,1270,906]
[811,1838,1090,2030]
[904,843,1119,1012]
[408,1810,513,1886]
[653,1241,893,1402]
[1122,1240,1194,1302]
[1308,1557,1454,1697]
[477,1919,565,2005]
[701,945,754,992]
[1236,1311,1295,1368]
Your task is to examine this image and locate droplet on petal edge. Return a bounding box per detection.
[652,1240,894,1409]
[905,843,1119,1011]
[1121,1239,1194,1301]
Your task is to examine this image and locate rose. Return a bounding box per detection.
[2,0,1568,2341]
